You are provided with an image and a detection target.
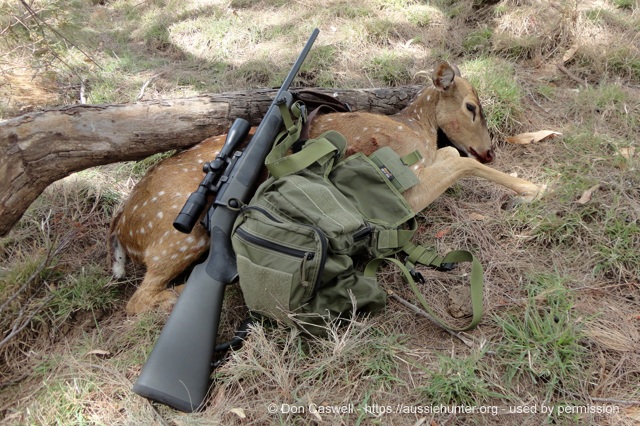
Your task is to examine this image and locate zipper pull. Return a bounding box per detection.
[300,252,314,287]
[353,224,372,242]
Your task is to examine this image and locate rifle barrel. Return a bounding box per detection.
[275,28,319,102]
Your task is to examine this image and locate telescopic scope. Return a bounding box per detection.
[173,118,251,233]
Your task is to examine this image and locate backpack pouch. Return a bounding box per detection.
[232,206,327,326]
[329,150,417,257]
[260,169,371,255]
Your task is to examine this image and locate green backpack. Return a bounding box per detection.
[230,102,483,336]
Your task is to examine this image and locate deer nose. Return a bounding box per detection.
[469,147,494,163]
[481,147,494,163]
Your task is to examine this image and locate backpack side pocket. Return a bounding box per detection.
[231,206,327,324]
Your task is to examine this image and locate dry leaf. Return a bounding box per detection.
[619,147,635,160]
[505,130,562,145]
[576,184,600,204]
[469,213,487,221]
[86,349,111,357]
[435,227,451,239]
[230,408,246,419]
[563,44,579,63]
[623,406,640,421]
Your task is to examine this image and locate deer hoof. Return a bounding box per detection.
[502,184,546,210]
[126,293,155,314]
[126,288,180,314]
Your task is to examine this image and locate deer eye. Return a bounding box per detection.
[466,103,477,120]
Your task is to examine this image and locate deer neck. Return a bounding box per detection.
[395,86,440,138]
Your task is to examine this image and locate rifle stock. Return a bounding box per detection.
[132,28,319,412]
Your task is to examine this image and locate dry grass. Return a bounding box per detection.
[1,0,640,424]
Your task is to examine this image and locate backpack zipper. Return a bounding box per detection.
[353,224,372,242]
[240,205,328,298]
[235,227,313,260]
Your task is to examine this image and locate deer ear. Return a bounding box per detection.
[432,62,457,91]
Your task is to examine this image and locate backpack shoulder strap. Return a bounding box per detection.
[265,99,349,179]
[363,245,484,332]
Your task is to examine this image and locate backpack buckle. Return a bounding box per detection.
[435,262,457,272]
[409,268,425,284]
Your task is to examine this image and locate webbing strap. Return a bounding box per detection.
[265,101,345,179]
[363,248,484,332]
[401,151,423,166]
[376,229,417,250]
[266,138,339,178]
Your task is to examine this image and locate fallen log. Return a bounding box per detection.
[0,86,420,236]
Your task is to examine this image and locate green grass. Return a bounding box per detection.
[406,5,433,28]
[129,151,176,178]
[365,52,413,85]
[494,274,588,403]
[462,27,493,55]
[416,350,505,406]
[463,57,524,136]
[506,126,640,281]
[30,378,99,425]
[0,253,56,295]
[613,0,635,10]
[44,264,120,323]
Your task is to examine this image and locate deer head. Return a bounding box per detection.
[431,62,494,163]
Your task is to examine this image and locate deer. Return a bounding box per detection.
[109,62,542,314]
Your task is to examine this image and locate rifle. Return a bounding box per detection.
[132,28,320,413]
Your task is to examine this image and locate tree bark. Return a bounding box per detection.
[0,86,420,236]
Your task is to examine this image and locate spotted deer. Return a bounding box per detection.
[109,62,541,314]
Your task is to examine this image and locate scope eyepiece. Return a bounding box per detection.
[173,190,208,234]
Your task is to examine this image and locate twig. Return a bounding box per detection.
[18,0,103,70]
[388,292,476,348]
[0,293,55,350]
[566,391,640,406]
[0,231,75,349]
[557,63,587,88]
[587,396,640,405]
[136,73,163,101]
[80,78,86,104]
[0,372,29,388]
[0,237,59,314]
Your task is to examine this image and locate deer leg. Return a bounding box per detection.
[126,247,203,314]
[405,146,542,213]
[126,269,178,314]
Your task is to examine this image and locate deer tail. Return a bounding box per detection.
[108,207,127,279]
